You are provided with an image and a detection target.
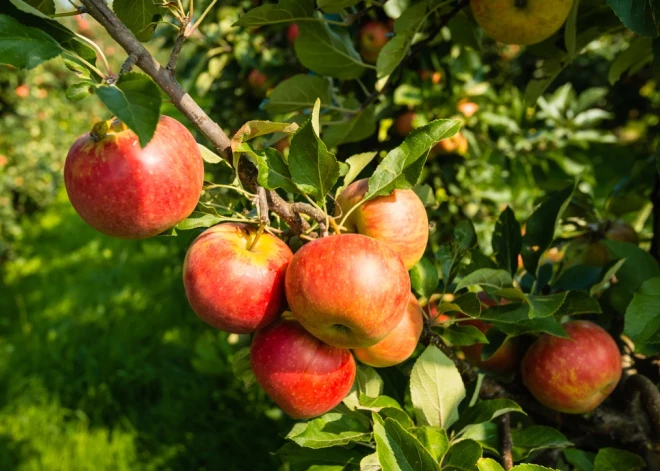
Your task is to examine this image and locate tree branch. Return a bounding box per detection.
[500,413,513,470]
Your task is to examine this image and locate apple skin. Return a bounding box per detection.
[285,234,410,349]
[64,116,204,239]
[251,319,356,419]
[471,0,573,46]
[359,21,390,63]
[353,293,424,367]
[606,221,639,244]
[287,23,299,43]
[335,179,429,270]
[394,111,417,136]
[183,223,293,333]
[521,320,622,414]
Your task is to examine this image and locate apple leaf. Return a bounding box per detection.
[234,0,314,26]
[317,0,361,13]
[112,0,163,42]
[230,347,255,388]
[477,458,505,471]
[438,325,489,347]
[410,258,439,299]
[366,120,461,201]
[603,240,660,304]
[0,14,62,70]
[606,0,660,37]
[443,439,482,471]
[377,31,415,79]
[455,269,513,292]
[360,453,381,471]
[608,36,653,85]
[492,207,522,276]
[554,291,602,317]
[410,427,449,463]
[358,395,414,428]
[511,426,572,461]
[276,442,363,468]
[343,365,384,410]
[335,152,377,196]
[175,212,223,231]
[593,447,645,471]
[453,399,525,433]
[65,82,92,102]
[96,72,162,148]
[476,304,568,338]
[265,74,332,114]
[527,292,568,319]
[624,277,660,351]
[564,448,595,471]
[231,120,299,152]
[286,412,372,449]
[522,183,576,277]
[373,418,440,471]
[234,144,300,195]
[23,0,54,15]
[409,345,466,429]
[323,106,377,148]
[460,423,500,456]
[288,116,339,200]
[295,22,367,80]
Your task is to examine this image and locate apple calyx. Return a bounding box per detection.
[90,118,128,142]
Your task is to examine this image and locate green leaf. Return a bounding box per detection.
[527,292,568,319]
[608,37,653,85]
[443,439,482,471]
[477,458,505,471]
[197,144,225,165]
[439,325,489,347]
[410,427,449,463]
[95,72,162,147]
[265,75,333,114]
[277,443,363,468]
[0,14,61,69]
[295,22,367,79]
[456,269,513,292]
[476,304,568,338]
[607,0,660,37]
[343,365,384,410]
[377,31,415,79]
[511,425,572,461]
[323,106,377,148]
[317,0,362,13]
[554,291,602,317]
[453,293,482,317]
[366,120,461,200]
[360,453,382,471]
[336,152,377,196]
[287,412,372,449]
[459,423,499,456]
[231,120,299,150]
[253,146,299,194]
[410,258,439,298]
[112,0,163,42]
[234,0,314,26]
[454,220,477,251]
[564,0,579,57]
[373,418,440,471]
[511,466,558,471]
[24,0,54,15]
[624,277,660,349]
[231,347,255,387]
[454,399,525,433]
[65,82,92,102]
[594,447,645,471]
[409,345,466,429]
[522,183,576,276]
[563,448,595,471]
[175,212,223,231]
[358,395,414,428]
[394,84,423,107]
[492,207,522,276]
[289,118,340,200]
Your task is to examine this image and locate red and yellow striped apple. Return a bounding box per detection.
[285,234,410,349]
[64,116,203,239]
[251,319,356,419]
[353,293,424,367]
[335,179,429,270]
[521,320,622,414]
[183,223,293,333]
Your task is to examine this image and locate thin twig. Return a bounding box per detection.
[501,414,513,470]
[651,173,660,263]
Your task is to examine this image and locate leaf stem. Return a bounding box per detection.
[63,51,106,79]
[74,32,112,75]
[51,10,83,17]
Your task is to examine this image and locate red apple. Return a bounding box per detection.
[359,21,390,63]
[432,132,468,156]
[285,234,410,349]
[418,70,443,84]
[335,178,428,270]
[287,23,299,43]
[183,223,293,333]
[521,320,622,414]
[247,69,270,95]
[457,98,479,118]
[353,293,424,367]
[394,111,417,137]
[64,116,204,239]
[251,319,356,419]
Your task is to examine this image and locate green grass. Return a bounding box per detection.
[0,192,289,470]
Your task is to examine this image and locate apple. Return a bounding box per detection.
[287,23,299,43]
[471,0,573,46]
[64,116,204,239]
[394,111,417,137]
[285,234,410,349]
[564,240,610,268]
[335,179,429,269]
[353,293,424,367]
[251,319,356,419]
[247,69,270,95]
[432,132,468,156]
[461,292,518,374]
[521,320,622,414]
[419,70,442,84]
[457,98,479,118]
[272,137,290,155]
[183,223,293,333]
[359,21,390,63]
[606,221,639,244]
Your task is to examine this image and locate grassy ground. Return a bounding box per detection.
[0,192,289,470]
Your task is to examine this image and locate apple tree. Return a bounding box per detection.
[2,0,660,469]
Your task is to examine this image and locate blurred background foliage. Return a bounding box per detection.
[1,0,659,469]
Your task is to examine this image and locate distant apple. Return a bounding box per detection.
[287,23,299,43]
[432,132,468,156]
[457,98,479,118]
[606,221,639,244]
[394,111,417,136]
[359,21,390,63]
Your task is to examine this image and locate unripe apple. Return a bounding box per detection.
[287,23,299,43]
[521,320,622,414]
[359,21,390,63]
[432,132,468,156]
[285,234,410,349]
[64,116,204,239]
[335,179,429,269]
[251,319,356,419]
[394,111,417,136]
[353,293,424,367]
[457,98,479,118]
[606,221,639,244]
[471,0,574,46]
[183,223,293,333]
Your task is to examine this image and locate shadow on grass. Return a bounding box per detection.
[0,193,289,470]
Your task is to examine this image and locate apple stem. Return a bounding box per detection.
[329,217,343,235]
[248,224,266,252]
[514,0,527,7]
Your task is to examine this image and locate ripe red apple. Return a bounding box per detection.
[285,234,410,349]
[521,320,622,414]
[335,179,428,270]
[394,111,417,136]
[418,70,442,84]
[432,132,468,156]
[353,293,424,367]
[183,223,293,333]
[359,21,390,63]
[64,116,204,239]
[457,98,479,118]
[247,69,270,95]
[251,319,356,419]
[606,221,639,244]
[287,23,299,43]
